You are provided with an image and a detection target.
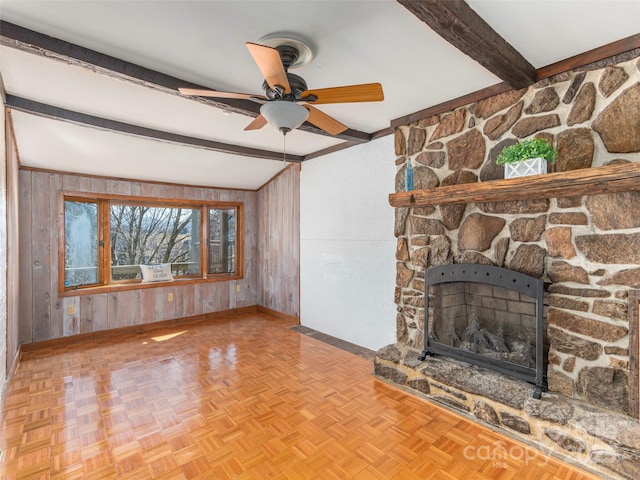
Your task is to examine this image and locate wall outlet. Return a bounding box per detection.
[67,304,75,315]
[167,293,173,302]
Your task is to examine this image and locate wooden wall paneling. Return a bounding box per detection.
[77,174,92,192]
[267,178,276,310]
[154,286,165,322]
[257,165,300,317]
[117,289,140,328]
[273,172,284,312]
[163,285,176,320]
[62,296,80,337]
[218,281,231,312]
[1,109,5,389]
[49,173,63,338]
[17,171,32,343]
[183,283,195,317]
[5,116,21,369]
[30,172,51,341]
[90,293,108,332]
[191,186,207,202]
[291,165,300,317]
[174,185,185,202]
[257,179,267,308]
[229,281,237,310]
[79,295,93,333]
[62,173,80,191]
[204,282,230,313]
[240,191,257,306]
[107,292,118,330]
[193,283,203,316]
[19,172,262,343]
[140,289,156,325]
[139,182,154,198]
[283,170,292,314]
[90,176,107,195]
[174,284,184,319]
[220,189,231,201]
[209,188,222,202]
[145,183,173,199]
[130,289,142,326]
[196,186,210,201]
[202,283,214,313]
[276,171,286,312]
[129,181,141,197]
[1,109,8,386]
[106,178,131,196]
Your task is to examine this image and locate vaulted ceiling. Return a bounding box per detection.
[1,1,639,189]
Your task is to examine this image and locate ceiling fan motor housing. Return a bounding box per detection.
[262,72,308,100]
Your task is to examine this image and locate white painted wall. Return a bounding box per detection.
[300,135,397,351]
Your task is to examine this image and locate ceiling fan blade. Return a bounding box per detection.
[178,88,264,100]
[302,83,384,104]
[304,105,348,136]
[246,42,291,94]
[244,114,268,131]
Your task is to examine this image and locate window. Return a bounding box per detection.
[110,205,201,280]
[208,208,236,274]
[64,199,100,287]
[61,193,242,294]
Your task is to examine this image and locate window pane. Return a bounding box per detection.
[110,205,201,281]
[208,208,236,274]
[65,200,99,287]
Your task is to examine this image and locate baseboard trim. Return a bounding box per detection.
[20,305,260,353]
[257,305,300,325]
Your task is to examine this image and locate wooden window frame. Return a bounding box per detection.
[59,191,244,297]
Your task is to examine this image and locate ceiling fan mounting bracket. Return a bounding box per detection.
[257,33,314,69]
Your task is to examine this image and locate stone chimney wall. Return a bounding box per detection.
[393,51,640,416]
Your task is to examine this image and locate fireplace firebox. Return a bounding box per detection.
[419,264,547,398]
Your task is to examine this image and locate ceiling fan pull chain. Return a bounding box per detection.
[283,133,287,165]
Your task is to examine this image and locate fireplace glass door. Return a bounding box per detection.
[421,264,547,398]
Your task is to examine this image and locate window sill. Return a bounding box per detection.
[60,274,242,297]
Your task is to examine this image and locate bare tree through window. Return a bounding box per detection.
[110,205,200,280]
[62,193,242,292]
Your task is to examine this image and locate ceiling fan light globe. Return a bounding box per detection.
[260,101,309,134]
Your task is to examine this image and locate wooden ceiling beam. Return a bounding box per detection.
[397,0,536,89]
[0,21,370,144]
[6,95,305,163]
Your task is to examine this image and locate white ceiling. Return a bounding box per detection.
[1,0,639,190]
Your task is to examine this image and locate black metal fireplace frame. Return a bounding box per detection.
[419,264,547,398]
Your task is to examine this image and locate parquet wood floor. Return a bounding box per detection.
[1,313,602,479]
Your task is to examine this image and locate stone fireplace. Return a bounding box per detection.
[375,51,640,479]
[422,264,547,397]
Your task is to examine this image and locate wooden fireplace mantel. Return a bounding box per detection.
[388,162,640,208]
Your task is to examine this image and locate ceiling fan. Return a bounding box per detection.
[178,35,384,136]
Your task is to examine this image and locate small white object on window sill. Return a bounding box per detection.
[140,264,174,283]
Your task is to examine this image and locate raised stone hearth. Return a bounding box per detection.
[387,51,640,479]
[375,344,640,480]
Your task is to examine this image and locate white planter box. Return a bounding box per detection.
[504,157,548,178]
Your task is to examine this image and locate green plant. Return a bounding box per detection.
[496,138,558,166]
